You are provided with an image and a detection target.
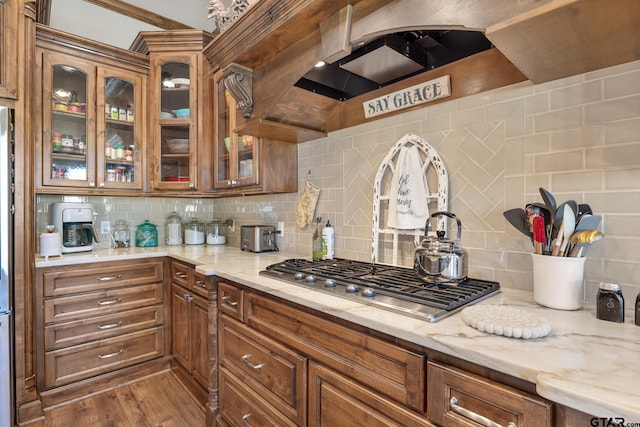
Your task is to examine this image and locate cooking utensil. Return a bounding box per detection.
[414,211,468,283]
[526,203,551,251]
[567,229,604,257]
[575,214,602,232]
[503,208,532,239]
[532,216,546,255]
[558,204,576,256]
[539,187,557,218]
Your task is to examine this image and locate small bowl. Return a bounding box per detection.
[160,111,175,119]
[171,78,190,88]
[172,108,190,118]
[166,138,189,154]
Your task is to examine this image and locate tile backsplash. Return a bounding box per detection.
[36,59,640,303]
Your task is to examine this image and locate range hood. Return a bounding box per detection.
[295,30,493,101]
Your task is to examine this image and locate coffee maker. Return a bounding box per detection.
[51,202,99,253]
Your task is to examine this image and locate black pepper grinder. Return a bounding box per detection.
[635,291,640,326]
[597,282,624,323]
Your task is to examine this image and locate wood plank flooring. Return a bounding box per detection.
[27,371,206,427]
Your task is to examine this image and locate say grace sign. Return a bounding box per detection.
[363,75,451,119]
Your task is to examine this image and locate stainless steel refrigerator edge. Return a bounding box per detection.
[0,106,15,427]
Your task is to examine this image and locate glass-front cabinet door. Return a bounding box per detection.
[96,67,144,190]
[40,52,144,191]
[42,56,95,188]
[215,87,258,189]
[152,58,197,190]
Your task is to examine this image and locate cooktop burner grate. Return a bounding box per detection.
[260,258,500,322]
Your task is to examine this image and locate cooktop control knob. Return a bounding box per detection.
[345,284,359,293]
[294,272,304,280]
[361,288,375,297]
[324,279,336,288]
[305,275,316,283]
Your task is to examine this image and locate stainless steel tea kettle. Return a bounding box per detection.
[414,211,468,283]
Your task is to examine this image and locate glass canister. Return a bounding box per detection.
[113,219,130,248]
[135,219,158,247]
[206,220,227,245]
[165,211,183,245]
[184,218,205,245]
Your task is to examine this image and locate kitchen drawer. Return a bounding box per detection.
[219,281,244,321]
[44,305,164,350]
[44,283,163,324]
[192,271,214,298]
[309,362,431,426]
[220,315,307,425]
[44,326,164,389]
[42,258,164,297]
[170,259,192,288]
[427,361,552,427]
[219,367,297,427]
[246,292,426,412]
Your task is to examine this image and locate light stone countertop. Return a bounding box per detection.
[36,245,640,422]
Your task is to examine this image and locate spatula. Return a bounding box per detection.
[503,208,532,240]
[558,204,576,256]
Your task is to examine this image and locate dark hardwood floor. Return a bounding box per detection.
[26,371,206,426]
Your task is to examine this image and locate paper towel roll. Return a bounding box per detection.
[40,232,61,258]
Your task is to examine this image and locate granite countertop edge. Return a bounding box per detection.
[35,246,640,421]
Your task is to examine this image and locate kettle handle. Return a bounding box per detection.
[430,211,462,248]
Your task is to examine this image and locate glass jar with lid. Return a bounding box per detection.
[113,219,130,248]
[184,218,205,245]
[165,211,183,245]
[206,220,227,245]
[135,220,158,247]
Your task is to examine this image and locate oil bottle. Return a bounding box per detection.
[312,217,323,261]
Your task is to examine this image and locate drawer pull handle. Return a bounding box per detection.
[241,354,264,370]
[98,349,123,359]
[184,293,193,302]
[222,296,238,307]
[241,413,253,427]
[97,321,122,330]
[97,275,122,281]
[450,397,517,427]
[97,298,122,306]
[175,272,188,279]
[195,280,205,288]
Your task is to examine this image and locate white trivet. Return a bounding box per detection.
[461,305,551,339]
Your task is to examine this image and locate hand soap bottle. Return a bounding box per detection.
[312,217,323,261]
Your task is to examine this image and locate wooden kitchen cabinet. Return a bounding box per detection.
[0,0,19,99]
[34,258,168,407]
[427,361,553,426]
[308,362,431,426]
[169,259,218,424]
[217,280,427,426]
[130,30,215,193]
[34,26,148,193]
[213,67,298,195]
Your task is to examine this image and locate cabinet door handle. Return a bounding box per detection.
[241,354,264,370]
[97,275,122,281]
[184,293,193,302]
[99,182,105,187]
[450,397,517,427]
[221,295,238,307]
[89,181,95,187]
[241,414,253,427]
[98,349,123,359]
[97,321,122,330]
[175,272,188,279]
[195,279,206,288]
[96,298,122,306]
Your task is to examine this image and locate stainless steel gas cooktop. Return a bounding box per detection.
[260,258,500,322]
